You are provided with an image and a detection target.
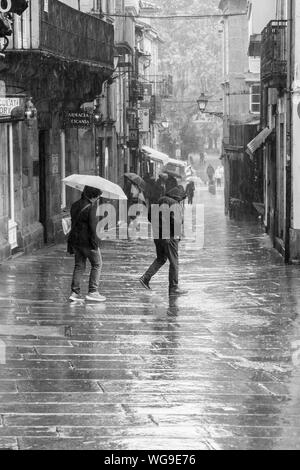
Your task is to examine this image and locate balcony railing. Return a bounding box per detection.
[142,75,173,98]
[8,0,114,67]
[261,20,287,87]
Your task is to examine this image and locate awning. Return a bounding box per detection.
[142,146,170,165]
[166,158,187,168]
[247,127,273,156]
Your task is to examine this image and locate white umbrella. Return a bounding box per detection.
[63,174,127,200]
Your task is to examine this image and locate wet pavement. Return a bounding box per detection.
[1,189,300,450]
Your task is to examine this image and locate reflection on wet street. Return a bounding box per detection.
[1,189,300,450]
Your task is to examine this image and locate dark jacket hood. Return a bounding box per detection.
[166,186,186,202]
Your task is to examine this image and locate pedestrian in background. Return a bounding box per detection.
[186,180,195,205]
[68,186,106,303]
[207,164,216,195]
[215,165,224,188]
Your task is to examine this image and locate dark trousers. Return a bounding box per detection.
[71,247,102,295]
[143,239,179,289]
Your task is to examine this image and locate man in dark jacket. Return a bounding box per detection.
[68,186,106,303]
[139,185,188,296]
[186,181,195,205]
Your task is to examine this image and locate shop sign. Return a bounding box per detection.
[64,111,92,129]
[0,97,22,118]
[138,109,150,132]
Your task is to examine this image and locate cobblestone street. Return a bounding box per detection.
[1,189,300,450]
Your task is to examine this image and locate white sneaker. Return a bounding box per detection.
[69,293,83,302]
[86,292,107,302]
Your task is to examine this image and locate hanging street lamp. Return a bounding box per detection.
[93,102,103,126]
[197,93,209,113]
[24,97,37,125]
[197,92,223,119]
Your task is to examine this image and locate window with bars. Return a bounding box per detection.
[250,84,261,114]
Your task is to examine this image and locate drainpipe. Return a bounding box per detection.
[285,0,293,263]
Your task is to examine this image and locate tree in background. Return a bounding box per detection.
[152,0,223,161]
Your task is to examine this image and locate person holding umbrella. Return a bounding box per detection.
[124,173,147,233]
[140,184,188,296]
[63,174,127,303]
[68,186,106,303]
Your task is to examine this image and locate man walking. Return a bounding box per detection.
[140,185,187,296]
[186,180,195,205]
[68,186,106,303]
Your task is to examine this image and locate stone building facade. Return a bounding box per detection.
[0,0,114,261]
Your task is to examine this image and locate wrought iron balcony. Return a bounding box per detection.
[144,75,173,98]
[261,20,288,88]
[129,79,145,102]
[7,0,114,68]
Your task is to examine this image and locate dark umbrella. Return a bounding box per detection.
[124,173,146,191]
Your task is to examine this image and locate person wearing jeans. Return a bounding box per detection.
[71,247,103,299]
[68,186,106,303]
[142,239,179,291]
[140,185,188,296]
